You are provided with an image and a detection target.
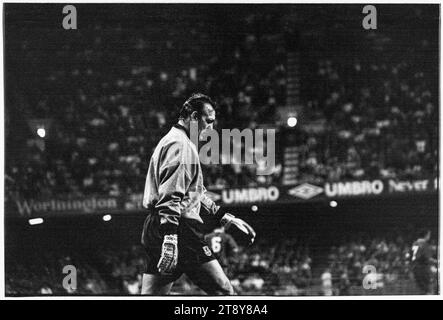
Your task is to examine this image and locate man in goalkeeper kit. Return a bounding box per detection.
[141,93,256,295]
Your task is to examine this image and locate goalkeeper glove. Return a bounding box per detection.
[157,234,178,274]
[221,213,256,245]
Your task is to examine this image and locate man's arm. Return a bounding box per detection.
[200,187,256,245]
[200,186,223,217]
[155,145,192,234]
[154,144,193,273]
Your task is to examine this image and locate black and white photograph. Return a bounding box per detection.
[2,2,440,298]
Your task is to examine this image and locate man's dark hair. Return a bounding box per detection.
[417,228,431,239]
[179,93,216,119]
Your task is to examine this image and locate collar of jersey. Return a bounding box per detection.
[173,123,190,139]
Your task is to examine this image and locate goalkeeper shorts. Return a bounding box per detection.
[141,212,216,276]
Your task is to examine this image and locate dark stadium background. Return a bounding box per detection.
[4,4,439,295]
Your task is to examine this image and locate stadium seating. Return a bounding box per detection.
[5,11,437,201]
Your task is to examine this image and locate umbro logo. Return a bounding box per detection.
[288,183,323,200]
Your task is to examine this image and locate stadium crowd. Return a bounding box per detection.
[5,237,313,295]
[7,229,434,296]
[5,10,438,203]
[326,236,413,295]
[292,53,438,186]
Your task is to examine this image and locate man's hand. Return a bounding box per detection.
[221,213,256,245]
[157,234,178,274]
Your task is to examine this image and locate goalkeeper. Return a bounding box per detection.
[140,93,256,295]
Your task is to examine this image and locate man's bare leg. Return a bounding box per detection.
[141,273,177,295]
[185,259,235,295]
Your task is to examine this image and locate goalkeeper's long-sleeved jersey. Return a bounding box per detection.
[142,124,220,231]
